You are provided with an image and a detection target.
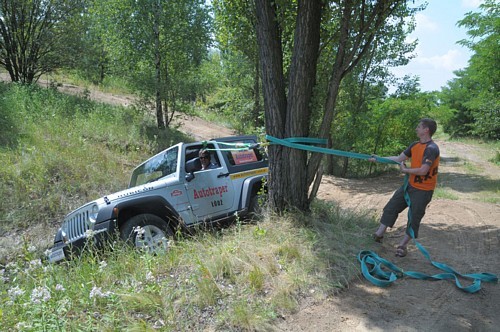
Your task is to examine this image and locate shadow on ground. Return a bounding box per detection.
[439,172,499,194]
[279,208,500,332]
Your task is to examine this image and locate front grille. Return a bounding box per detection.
[63,210,91,242]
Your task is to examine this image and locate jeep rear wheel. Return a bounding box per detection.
[120,214,174,253]
[248,195,263,220]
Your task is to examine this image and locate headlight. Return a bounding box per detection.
[61,230,69,243]
[89,204,99,223]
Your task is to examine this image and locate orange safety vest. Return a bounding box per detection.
[406,141,440,191]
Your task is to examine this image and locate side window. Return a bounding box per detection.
[225,146,264,166]
[185,144,221,171]
[162,148,178,176]
[212,154,221,167]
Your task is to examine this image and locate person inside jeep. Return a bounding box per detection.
[199,149,219,170]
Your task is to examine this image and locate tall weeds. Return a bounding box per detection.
[1,208,377,331]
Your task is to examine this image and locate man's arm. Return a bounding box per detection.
[369,151,408,163]
[399,163,430,176]
[387,152,408,163]
[400,145,437,175]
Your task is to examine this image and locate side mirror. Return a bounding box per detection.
[185,172,195,182]
[185,157,202,182]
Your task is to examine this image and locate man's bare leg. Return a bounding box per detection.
[373,224,387,242]
[374,224,387,238]
[395,234,412,257]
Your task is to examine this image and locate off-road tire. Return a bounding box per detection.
[120,214,174,253]
[248,195,263,221]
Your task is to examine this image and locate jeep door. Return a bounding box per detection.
[184,148,235,220]
[186,168,235,219]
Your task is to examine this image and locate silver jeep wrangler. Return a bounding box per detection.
[48,135,267,263]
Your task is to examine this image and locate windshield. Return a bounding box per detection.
[129,146,179,187]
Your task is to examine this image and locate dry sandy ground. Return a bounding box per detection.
[2,76,499,331]
[279,140,500,332]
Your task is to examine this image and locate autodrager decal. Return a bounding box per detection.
[193,185,228,199]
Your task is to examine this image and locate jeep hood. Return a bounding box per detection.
[102,176,177,204]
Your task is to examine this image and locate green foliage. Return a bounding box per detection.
[202,72,255,131]
[0,0,86,83]
[330,93,433,177]
[195,51,263,134]
[0,84,18,147]
[211,0,264,130]
[88,0,212,127]
[440,0,499,140]
[213,0,258,59]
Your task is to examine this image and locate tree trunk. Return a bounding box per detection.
[256,0,322,211]
[325,135,334,175]
[285,0,322,211]
[255,0,288,211]
[154,0,165,129]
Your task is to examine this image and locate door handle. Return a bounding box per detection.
[217,172,230,178]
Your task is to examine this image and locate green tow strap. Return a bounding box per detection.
[266,135,395,164]
[265,135,498,293]
[201,140,255,151]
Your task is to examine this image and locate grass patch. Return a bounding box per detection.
[461,160,481,174]
[490,151,500,165]
[433,187,459,200]
[41,71,134,96]
[1,206,376,331]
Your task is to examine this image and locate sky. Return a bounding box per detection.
[391,0,483,92]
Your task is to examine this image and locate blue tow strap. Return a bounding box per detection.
[265,135,498,293]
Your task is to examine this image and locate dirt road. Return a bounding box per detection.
[3,76,499,331]
[0,73,235,141]
[278,140,500,331]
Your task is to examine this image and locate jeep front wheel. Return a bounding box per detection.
[120,214,174,253]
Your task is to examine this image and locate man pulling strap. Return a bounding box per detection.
[369,118,440,257]
[266,127,496,292]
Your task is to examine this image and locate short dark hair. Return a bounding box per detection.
[420,118,437,136]
[199,149,210,159]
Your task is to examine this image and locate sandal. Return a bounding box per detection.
[395,246,407,257]
[372,233,384,243]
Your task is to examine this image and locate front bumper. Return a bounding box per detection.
[47,219,115,263]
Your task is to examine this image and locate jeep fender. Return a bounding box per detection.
[113,196,181,231]
[239,176,267,210]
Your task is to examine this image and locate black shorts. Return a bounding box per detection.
[380,185,434,238]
